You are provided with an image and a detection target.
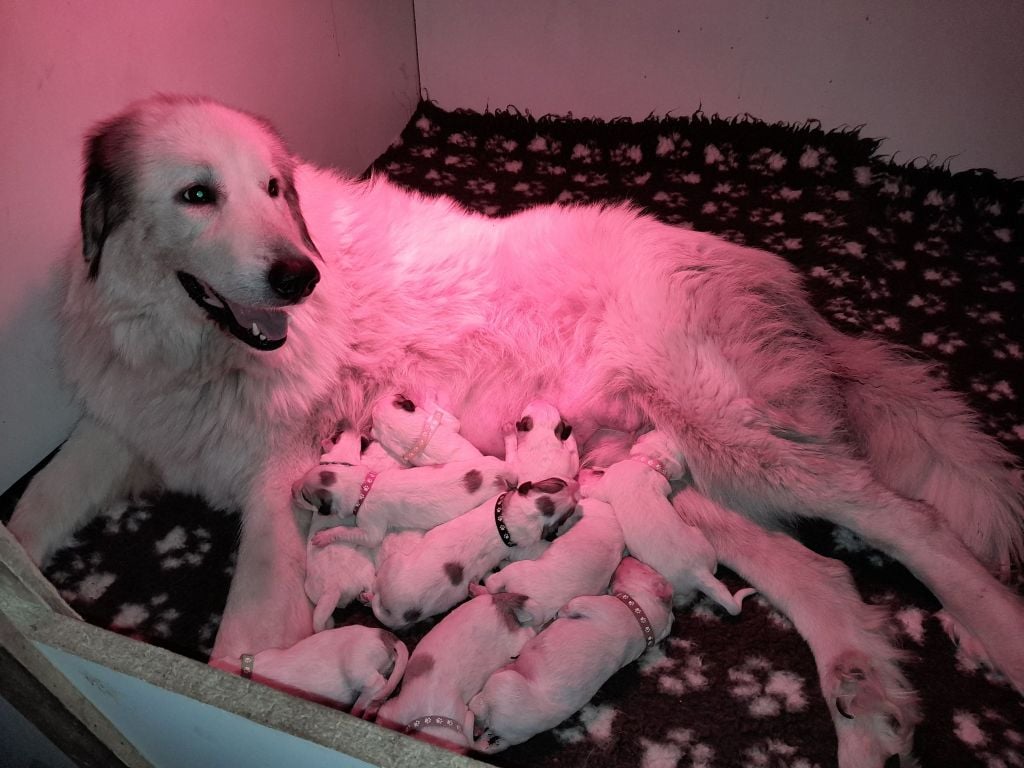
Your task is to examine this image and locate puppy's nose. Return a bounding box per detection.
[268,254,320,301]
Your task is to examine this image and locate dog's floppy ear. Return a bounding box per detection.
[280,165,321,259]
[81,115,137,279]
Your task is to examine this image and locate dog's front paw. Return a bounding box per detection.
[827,651,919,768]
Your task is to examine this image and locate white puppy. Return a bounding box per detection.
[482,497,625,626]
[375,592,535,751]
[243,625,407,719]
[503,400,580,481]
[367,478,580,629]
[302,429,388,630]
[371,392,482,465]
[296,456,515,549]
[469,556,673,752]
[588,430,754,614]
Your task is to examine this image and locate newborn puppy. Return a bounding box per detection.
[297,456,515,549]
[503,400,580,481]
[367,478,580,629]
[588,430,754,614]
[482,497,625,626]
[246,625,408,719]
[371,393,482,465]
[375,592,535,752]
[302,429,378,631]
[469,557,673,752]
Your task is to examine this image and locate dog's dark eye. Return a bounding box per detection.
[516,416,533,433]
[555,420,572,441]
[267,178,279,197]
[393,395,416,412]
[180,184,217,205]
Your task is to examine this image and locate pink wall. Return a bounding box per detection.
[0,0,419,492]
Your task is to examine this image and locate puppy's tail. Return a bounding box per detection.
[360,633,408,721]
[836,333,1024,571]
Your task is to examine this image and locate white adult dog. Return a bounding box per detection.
[7,95,1023,767]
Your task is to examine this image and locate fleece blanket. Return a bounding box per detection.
[3,101,1022,768]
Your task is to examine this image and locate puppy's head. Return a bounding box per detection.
[515,400,573,443]
[611,556,674,610]
[370,392,461,453]
[80,94,321,352]
[515,477,581,540]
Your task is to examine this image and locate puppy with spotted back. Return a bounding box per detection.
[294,455,515,549]
[239,625,408,719]
[503,400,580,481]
[482,496,625,626]
[367,478,580,629]
[375,592,536,752]
[589,430,754,614]
[469,556,673,752]
[371,393,482,465]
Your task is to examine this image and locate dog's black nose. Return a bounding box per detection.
[268,255,320,301]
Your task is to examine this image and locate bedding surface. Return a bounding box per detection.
[4,101,1022,768]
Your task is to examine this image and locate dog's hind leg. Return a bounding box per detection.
[7,416,154,566]
[674,491,919,768]
[793,466,1024,694]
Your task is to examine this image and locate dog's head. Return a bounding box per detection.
[80,94,321,352]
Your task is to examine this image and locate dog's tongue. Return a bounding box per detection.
[225,301,288,341]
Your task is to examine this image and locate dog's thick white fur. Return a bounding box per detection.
[469,556,674,752]
[6,95,1023,766]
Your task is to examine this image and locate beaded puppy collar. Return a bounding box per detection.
[631,453,670,479]
[494,492,516,547]
[401,410,445,464]
[613,591,656,649]
[350,470,378,516]
[406,715,464,736]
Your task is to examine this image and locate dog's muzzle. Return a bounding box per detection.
[177,272,291,351]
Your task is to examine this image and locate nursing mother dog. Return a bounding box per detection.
[7,95,1023,767]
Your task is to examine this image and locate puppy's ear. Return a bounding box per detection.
[393,395,416,412]
[81,114,137,279]
[468,582,488,597]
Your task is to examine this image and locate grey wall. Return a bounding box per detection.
[416,0,1024,177]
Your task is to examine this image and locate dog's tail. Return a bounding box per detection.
[835,332,1024,572]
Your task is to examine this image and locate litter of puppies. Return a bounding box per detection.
[274,392,751,752]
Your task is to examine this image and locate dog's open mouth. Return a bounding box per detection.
[177,272,288,351]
